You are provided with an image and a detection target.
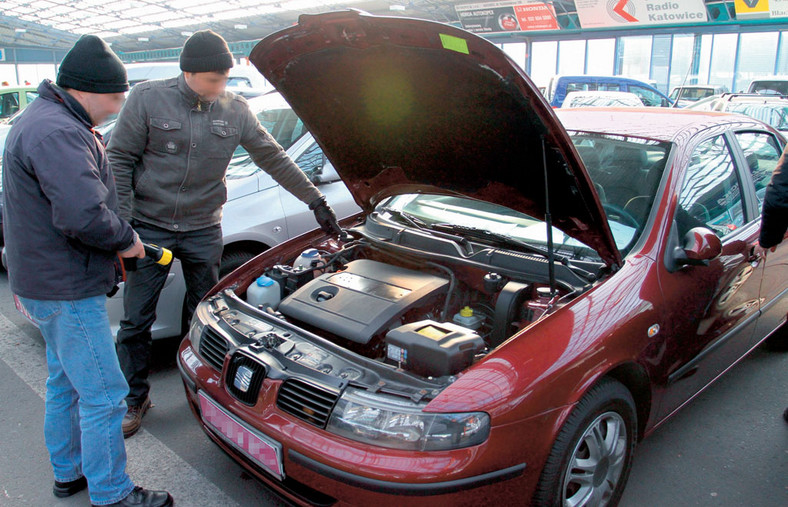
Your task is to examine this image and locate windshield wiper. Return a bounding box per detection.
[376,208,473,255]
[430,223,596,282]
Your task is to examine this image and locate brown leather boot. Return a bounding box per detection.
[122,397,151,438]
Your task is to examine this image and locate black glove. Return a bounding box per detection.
[309,197,342,235]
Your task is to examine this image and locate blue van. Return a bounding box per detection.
[545,75,673,108]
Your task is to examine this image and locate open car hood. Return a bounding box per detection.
[250,11,621,266]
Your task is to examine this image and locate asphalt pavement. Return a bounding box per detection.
[0,270,785,506]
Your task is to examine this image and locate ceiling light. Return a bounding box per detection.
[389,5,406,10]
[181,31,193,36]
[137,37,149,42]
[234,24,247,29]
[15,28,27,33]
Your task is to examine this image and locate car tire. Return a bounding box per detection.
[533,377,637,507]
[219,249,260,279]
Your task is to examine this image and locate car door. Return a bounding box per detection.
[656,133,763,420]
[733,130,788,342]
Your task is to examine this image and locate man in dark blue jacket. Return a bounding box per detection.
[2,36,172,507]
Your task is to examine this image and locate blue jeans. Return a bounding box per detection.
[20,295,135,505]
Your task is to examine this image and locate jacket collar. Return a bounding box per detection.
[178,73,214,111]
[38,80,93,129]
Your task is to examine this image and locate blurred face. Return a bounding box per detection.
[68,90,126,126]
[184,70,230,102]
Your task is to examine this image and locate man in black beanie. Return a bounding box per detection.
[108,30,342,437]
[3,35,173,506]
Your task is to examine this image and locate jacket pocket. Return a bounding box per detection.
[208,125,239,159]
[149,117,184,155]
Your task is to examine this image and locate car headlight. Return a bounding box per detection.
[188,317,205,353]
[326,387,490,451]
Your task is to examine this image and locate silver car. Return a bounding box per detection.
[105,92,359,338]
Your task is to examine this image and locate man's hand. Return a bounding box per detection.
[309,197,342,235]
[119,233,145,258]
[753,240,776,259]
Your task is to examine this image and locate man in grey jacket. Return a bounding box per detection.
[107,30,341,437]
[3,35,172,506]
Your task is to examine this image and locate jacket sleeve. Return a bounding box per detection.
[29,127,135,252]
[107,85,148,221]
[759,147,788,248]
[238,101,323,205]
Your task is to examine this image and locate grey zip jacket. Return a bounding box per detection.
[107,74,322,231]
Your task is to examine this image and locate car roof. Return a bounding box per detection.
[556,107,770,142]
[0,86,37,92]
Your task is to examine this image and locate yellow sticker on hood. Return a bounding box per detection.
[439,33,469,55]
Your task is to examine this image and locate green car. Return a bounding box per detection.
[0,86,38,120]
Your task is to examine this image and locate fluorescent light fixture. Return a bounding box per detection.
[234,24,248,29]
[137,37,149,42]
[181,31,193,36]
[389,4,406,10]
[15,28,27,33]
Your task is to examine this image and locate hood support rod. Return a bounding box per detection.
[541,136,557,296]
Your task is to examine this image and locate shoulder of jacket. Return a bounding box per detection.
[133,76,179,93]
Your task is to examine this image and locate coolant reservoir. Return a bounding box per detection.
[293,248,321,271]
[247,275,281,310]
[452,306,484,330]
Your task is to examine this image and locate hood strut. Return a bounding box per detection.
[541,137,556,297]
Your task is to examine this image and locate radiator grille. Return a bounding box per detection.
[199,327,229,371]
[226,354,267,405]
[276,379,339,428]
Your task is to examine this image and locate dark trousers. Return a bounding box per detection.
[116,220,222,406]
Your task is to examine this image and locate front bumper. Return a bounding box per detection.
[177,338,527,506]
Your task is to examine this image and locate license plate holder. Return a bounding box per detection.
[198,391,284,480]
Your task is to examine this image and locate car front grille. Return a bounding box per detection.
[276,379,339,428]
[226,354,267,405]
[199,327,229,371]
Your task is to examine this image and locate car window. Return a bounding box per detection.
[629,85,665,107]
[677,136,744,239]
[257,107,307,151]
[735,131,783,208]
[25,91,38,103]
[598,83,621,92]
[1,92,20,119]
[227,77,252,88]
[294,141,324,180]
[725,103,788,131]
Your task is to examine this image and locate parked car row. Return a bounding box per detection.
[175,11,787,507]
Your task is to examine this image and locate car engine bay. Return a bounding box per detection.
[193,216,606,400]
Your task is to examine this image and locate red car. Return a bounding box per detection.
[177,11,787,506]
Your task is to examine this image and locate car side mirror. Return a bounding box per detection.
[310,161,341,185]
[670,227,722,270]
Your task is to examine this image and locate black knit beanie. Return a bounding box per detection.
[180,30,234,72]
[57,35,128,93]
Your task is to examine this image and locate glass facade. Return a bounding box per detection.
[520,30,788,95]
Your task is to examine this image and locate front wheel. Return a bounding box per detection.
[533,378,637,507]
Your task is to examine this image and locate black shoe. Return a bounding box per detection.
[784,407,788,423]
[53,476,87,498]
[122,396,152,438]
[92,486,173,507]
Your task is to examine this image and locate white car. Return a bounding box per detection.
[100,91,360,338]
[560,91,644,108]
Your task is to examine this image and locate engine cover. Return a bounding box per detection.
[277,259,448,344]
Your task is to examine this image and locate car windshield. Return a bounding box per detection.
[725,102,788,131]
[750,80,788,95]
[671,87,715,101]
[374,134,670,260]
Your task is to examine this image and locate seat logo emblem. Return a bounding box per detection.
[234,365,254,393]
